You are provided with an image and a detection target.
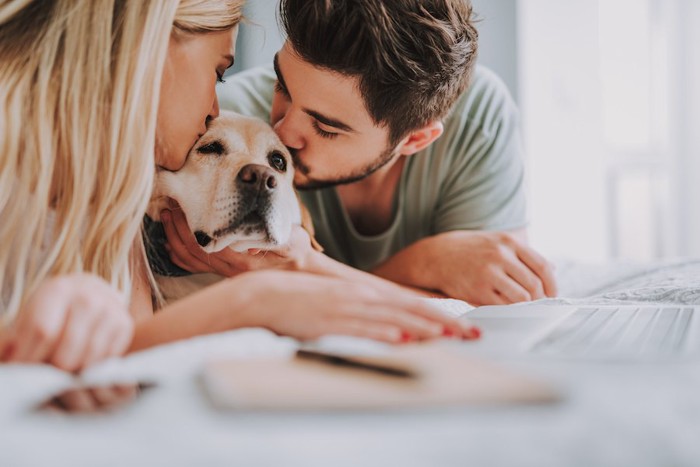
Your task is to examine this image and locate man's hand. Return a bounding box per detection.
[160,204,316,276]
[373,230,557,306]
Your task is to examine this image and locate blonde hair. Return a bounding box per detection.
[0,0,244,322]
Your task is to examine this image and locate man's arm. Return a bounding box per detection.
[371,228,557,306]
[373,69,558,305]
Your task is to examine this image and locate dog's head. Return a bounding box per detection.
[148,111,301,254]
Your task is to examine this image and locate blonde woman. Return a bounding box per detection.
[0,0,478,372]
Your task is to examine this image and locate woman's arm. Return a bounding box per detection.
[129,275,255,351]
[128,270,480,353]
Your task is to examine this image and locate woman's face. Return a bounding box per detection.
[156,27,238,171]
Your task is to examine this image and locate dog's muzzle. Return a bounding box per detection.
[204,164,279,242]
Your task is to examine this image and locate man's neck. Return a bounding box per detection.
[335,156,406,236]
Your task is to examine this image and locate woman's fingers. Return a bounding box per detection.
[0,329,17,361]
[332,290,480,341]
[81,315,120,369]
[164,237,213,274]
[51,387,101,412]
[0,334,8,361]
[89,385,139,409]
[340,281,482,340]
[49,305,99,372]
[163,214,254,276]
[161,209,212,273]
[103,307,135,359]
[321,319,404,343]
[42,384,142,413]
[8,281,69,362]
[344,302,454,337]
[388,298,480,339]
[10,310,65,363]
[18,323,61,364]
[341,306,443,339]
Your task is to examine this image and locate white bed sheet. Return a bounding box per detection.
[2,259,700,467]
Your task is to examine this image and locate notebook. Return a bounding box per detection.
[462,303,699,360]
[200,338,559,410]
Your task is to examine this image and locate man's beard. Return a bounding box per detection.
[291,145,397,190]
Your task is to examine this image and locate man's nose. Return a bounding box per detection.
[273,111,304,150]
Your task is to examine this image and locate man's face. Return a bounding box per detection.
[270,42,398,190]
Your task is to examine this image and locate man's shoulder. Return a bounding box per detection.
[408,66,521,178]
[447,65,518,135]
[217,65,276,119]
[469,65,512,99]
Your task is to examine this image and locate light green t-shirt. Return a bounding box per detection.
[218,65,527,271]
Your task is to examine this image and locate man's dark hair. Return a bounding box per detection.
[279,0,479,145]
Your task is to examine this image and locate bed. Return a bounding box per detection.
[2,259,700,467]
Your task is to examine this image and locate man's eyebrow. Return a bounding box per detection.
[304,109,355,133]
[273,54,288,91]
[274,53,355,133]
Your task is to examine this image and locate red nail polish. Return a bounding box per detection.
[443,328,454,337]
[470,327,481,339]
[401,332,412,343]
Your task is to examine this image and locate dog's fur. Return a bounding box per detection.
[147,110,319,301]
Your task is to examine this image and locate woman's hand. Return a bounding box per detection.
[40,383,147,413]
[161,205,316,276]
[232,270,480,343]
[0,274,134,372]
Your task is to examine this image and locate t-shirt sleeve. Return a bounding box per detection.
[431,68,528,233]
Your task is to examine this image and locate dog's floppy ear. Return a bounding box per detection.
[297,194,323,252]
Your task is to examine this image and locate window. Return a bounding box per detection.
[519,0,694,261]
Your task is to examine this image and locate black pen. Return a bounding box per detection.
[295,348,418,378]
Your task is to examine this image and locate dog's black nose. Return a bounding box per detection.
[237,164,277,191]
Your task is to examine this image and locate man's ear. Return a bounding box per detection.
[396,121,444,156]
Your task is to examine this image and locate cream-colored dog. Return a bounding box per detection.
[147,110,319,301]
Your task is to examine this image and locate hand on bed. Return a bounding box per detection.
[232,270,481,343]
[430,230,557,305]
[0,274,134,372]
[161,206,317,276]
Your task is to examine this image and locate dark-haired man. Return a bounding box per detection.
[163,0,557,305]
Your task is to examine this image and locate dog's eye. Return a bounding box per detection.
[268,151,287,172]
[197,141,225,155]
